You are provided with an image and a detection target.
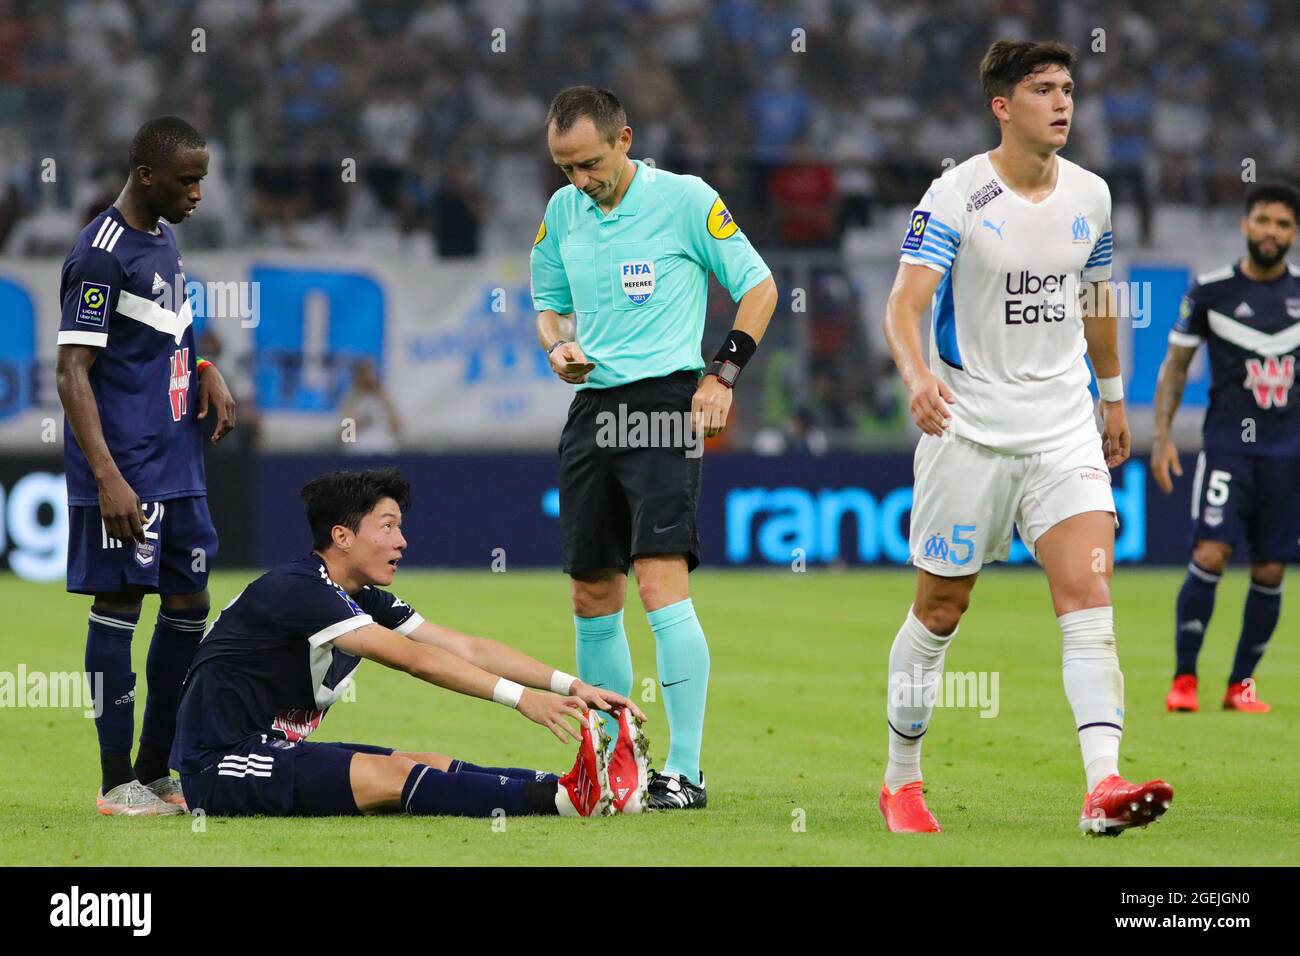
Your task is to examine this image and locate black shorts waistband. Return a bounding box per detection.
[574,370,700,402]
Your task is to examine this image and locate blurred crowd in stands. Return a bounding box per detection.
[2,0,1296,255]
[1,0,1295,451]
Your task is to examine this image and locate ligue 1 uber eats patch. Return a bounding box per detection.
[901,210,931,252]
[621,259,655,304]
[77,281,110,326]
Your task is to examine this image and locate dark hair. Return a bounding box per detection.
[128,116,206,170]
[1245,181,1300,222]
[546,86,627,144]
[979,39,1077,105]
[300,468,411,551]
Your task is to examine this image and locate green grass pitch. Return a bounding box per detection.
[1,567,1296,866]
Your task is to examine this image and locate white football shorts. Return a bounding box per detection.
[908,427,1117,576]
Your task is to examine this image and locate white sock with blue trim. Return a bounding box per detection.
[884,607,956,791]
[1060,606,1124,791]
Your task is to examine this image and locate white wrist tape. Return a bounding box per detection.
[1097,376,1123,402]
[492,678,525,709]
[550,670,577,696]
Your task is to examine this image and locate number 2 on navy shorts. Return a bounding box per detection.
[66,495,218,595]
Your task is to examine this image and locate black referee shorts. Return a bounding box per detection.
[558,370,703,576]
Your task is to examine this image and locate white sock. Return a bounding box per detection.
[555,784,579,817]
[1060,606,1124,791]
[884,607,956,791]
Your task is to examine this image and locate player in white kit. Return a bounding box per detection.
[878,40,1173,835]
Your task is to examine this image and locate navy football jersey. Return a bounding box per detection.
[169,553,422,774]
[57,206,205,504]
[1170,262,1300,457]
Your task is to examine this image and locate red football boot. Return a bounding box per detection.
[1079,774,1173,835]
[1224,680,1271,713]
[556,709,613,817]
[1165,674,1199,712]
[607,707,650,814]
[879,781,942,833]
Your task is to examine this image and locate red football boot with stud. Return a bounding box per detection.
[1079,774,1174,836]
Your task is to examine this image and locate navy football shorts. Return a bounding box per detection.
[1189,450,1300,561]
[67,495,218,595]
[181,737,395,817]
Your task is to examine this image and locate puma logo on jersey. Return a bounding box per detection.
[981,218,1006,240]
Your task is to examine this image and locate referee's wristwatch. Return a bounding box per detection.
[705,359,741,388]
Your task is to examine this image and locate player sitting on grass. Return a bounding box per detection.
[169,468,649,818]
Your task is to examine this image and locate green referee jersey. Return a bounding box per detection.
[530,159,772,390]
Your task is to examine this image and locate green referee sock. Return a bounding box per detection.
[647,598,709,785]
[574,610,633,744]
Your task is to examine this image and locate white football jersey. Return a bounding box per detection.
[899,152,1113,454]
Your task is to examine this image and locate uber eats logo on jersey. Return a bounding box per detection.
[620,260,655,304]
[1004,271,1069,325]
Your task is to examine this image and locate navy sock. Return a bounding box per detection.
[448,759,558,783]
[85,607,140,791]
[1229,579,1282,685]
[1174,562,1219,677]
[138,606,207,780]
[400,765,555,816]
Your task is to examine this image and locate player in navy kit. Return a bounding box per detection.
[171,469,650,818]
[1152,181,1300,713]
[56,116,237,815]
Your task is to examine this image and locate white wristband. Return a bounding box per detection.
[492,678,525,709]
[1097,375,1123,402]
[550,670,578,696]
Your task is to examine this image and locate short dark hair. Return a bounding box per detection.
[128,116,206,170]
[546,86,627,144]
[979,39,1077,105]
[300,468,411,551]
[1245,181,1300,222]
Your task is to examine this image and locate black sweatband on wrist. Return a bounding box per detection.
[707,330,757,388]
[712,329,757,370]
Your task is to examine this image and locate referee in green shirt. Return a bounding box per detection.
[531,86,777,809]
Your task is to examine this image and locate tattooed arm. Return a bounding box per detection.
[1151,344,1198,494]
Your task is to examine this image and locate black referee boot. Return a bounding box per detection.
[646,768,707,810]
